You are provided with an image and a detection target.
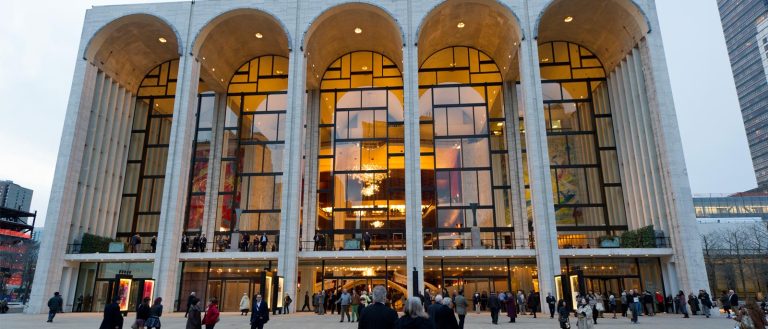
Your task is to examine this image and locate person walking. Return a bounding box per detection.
[436,298,459,329]
[608,293,617,319]
[351,290,361,322]
[250,294,270,329]
[576,299,594,329]
[687,292,699,316]
[46,292,63,323]
[587,292,597,324]
[720,291,731,318]
[395,297,433,329]
[145,298,163,329]
[629,290,640,324]
[698,289,712,318]
[135,297,151,329]
[727,289,739,318]
[358,285,398,329]
[283,294,292,314]
[620,291,628,317]
[202,299,220,329]
[488,292,501,324]
[454,290,468,329]
[318,291,326,315]
[185,292,199,318]
[546,292,557,318]
[517,291,526,315]
[528,290,539,318]
[472,292,480,314]
[240,293,250,316]
[186,299,203,329]
[99,297,124,329]
[505,291,517,323]
[676,290,689,318]
[302,291,311,312]
[654,291,664,314]
[427,295,443,328]
[557,300,570,329]
[643,291,654,316]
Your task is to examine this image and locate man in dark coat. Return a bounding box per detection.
[185,292,198,318]
[727,289,739,318]
[528,291,540,318]
[250,294,270,329]
[358,285,397,329]
[435,297,459,329]
[47,292,63,322]
[99,297,124,329]
[488,292,501,324]
[427,295,444,328]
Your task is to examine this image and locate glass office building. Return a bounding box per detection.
[28,0,709,314]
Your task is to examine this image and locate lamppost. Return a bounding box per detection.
[469,203,481,249]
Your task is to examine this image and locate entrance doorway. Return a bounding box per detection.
[207,279,264,312]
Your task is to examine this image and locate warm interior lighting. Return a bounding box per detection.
[354,27,362,34]
[361,66,368,71]
[254,32,263,39]
[371,220,384,228]
[457,22,465,28]
[158,37,167,43]
[496,122,504,127]
[564,16,574,23]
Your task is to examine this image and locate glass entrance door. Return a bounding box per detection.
[222,280,251,312]
[93,280,114,312]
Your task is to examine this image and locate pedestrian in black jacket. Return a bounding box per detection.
[135,297,151,329]
[435,297,459,329]
[358,286,397,329]
[250,294,270,329]
[488,292,501,324]
[100,297,124,329]
[395,297,434,329]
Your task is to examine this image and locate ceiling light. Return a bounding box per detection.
[457,22,465,28]
[564,16,574,23]
[158,37,167,43]
[497,122,504,127]
[255,32,263,39]
[361,66,368,70]
[211,67,215,72]
[202,57,206,60]
[354,27,362,34]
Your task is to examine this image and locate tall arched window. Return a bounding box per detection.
[419,47,515,250]
[117,59,178,239]
[214,56,289,249]
[538,41,627,245]
[316,51,405,250]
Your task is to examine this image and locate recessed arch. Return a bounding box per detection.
[303,2,404,89]
[84,13,181,92]
[193,8,291,92]
[417,0,522,80]
[536,0,650,71]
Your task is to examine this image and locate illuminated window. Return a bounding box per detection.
[419,47,515,250]
[316,51,405,250]
[538,41,627,238]
[215,56,289,241]
[117,59,178,239]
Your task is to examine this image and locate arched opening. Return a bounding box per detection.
[193,9,290,92]
[417,0,522,80]
[417,46,515,250]
[315,51,405,251]
[85,14,181,91]
[303,3,404,89]
[537,0,650,71]
[537,41,627,246]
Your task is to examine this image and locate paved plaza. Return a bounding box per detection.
[1,311,736,329]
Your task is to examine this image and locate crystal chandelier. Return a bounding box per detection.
[350,163,386,197]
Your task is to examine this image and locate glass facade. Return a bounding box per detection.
[316,51,405,250]
[718,0,768,189]
[538,42,627,241]
[184,92,216,233]
[215,56,289,246]
[418,47,516,250]
[694,194,768,219]
[117,60,179,239]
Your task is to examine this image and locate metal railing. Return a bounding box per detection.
[423,237,535,250]
[558,236,671,249]
[181,241,279,253]
[66,242,154,254]
[299,239,405,251]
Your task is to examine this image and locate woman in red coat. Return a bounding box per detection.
[202,299,220,329]
[506,291,517,323]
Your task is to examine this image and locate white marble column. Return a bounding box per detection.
[27,60,98,314]
[277,49,306,312]
[153,53,201,309]
[300,89,320,251]
[503,81,530,246]
[518,34,561,302]
[404,41,424,297]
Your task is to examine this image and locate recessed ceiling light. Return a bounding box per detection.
[354,27,362,34]
[361,66,368,70]
[496,122,504,127]
[457,22,465,28]
[202,57,206,60]
[255,32,263,39]
[564,16,574,23]
[211,67,215,72]
[158,37,167,43]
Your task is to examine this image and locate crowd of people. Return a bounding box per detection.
[177,233,277,253]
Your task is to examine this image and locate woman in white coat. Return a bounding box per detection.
[240,293,250,316]
[576,298,594,329]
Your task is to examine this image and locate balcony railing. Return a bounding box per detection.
[182,241,279,253]
[299,239,406,251]
[66,242,154,254]
[558,236,671,249]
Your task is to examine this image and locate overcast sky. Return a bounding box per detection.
[0,0,757,228]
